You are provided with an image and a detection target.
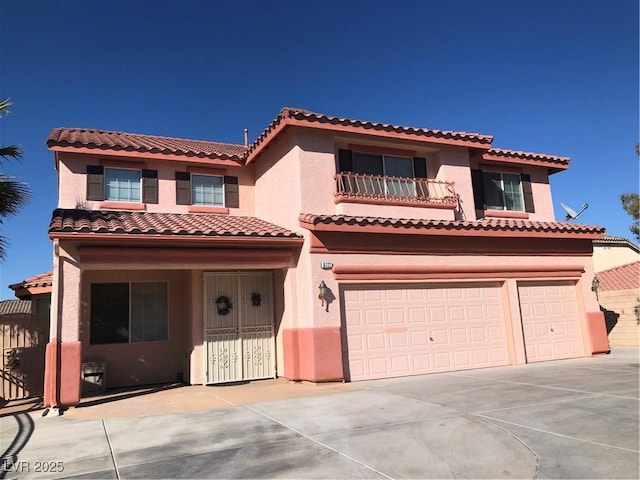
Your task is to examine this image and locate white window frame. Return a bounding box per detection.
[484,172,525,212]
[104,167,142,203]
[191,174,225,207]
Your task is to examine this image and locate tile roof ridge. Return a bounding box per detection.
[279,107,493,139]
[49,127,246,148]
[598,260,640,275]
[487,147,570,162]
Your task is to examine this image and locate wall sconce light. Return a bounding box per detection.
[591,277,600,301]
[318,281,328,306]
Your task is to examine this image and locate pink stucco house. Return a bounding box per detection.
[43,107,609,408]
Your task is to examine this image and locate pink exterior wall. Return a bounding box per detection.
[80,269,192,388]
[57,153,255,216]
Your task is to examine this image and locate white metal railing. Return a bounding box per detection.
[335,172,457,206]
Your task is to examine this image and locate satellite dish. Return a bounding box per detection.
[561,202,589,221]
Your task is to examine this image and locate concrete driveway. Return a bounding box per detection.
[1,348,638,479]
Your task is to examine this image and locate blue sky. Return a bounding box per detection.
[0,0,637,299]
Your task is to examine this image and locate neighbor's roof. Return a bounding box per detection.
[298,213,605,238]
[9,272,53,300]
[597,261,640,292]
[47,128,246,161]
[247,107,494,160]
[49,209,303,241]
[593,235,640,253]
[0,299,31,315]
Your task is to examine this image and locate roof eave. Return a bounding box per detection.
[48,231,304,246]
[246,117,493,164]
[48,144,246,165]
[481,152,569,174]
[298,217,604,240]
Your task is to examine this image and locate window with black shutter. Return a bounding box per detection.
[175,172,239,208]
[471,169,535,213]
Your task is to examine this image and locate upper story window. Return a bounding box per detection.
[335,148,457,207]
[338,149,428,196]
[175,172,239,208]
[191,174,224,206]
[471,169,535,213]
[105,168,141,202]
[86,165,158,204]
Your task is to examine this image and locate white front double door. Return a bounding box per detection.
[204,272,275,384]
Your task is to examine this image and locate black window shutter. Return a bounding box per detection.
[412,157,428,198]
[86,165,104,201]
[338,149,353,172]
[412,157,427,178]
[471,169,485,211]
[142,170,158,204]
[224,176,239,208]
[175,171,191,205]
[521,173,535,213]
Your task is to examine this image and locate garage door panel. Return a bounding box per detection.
[388,308,405,324]
[429,306,447,322]
[451,328,468,343]
[366,332,386,350]
[391,355,410,373]
[365,310,385,326]
[368,357,388,375]
[449,306,466,321]
[518,281,584,363]
[343,283,509,381]
[453,350,471,366]
[388,331,408,348]
[409,308,427,324]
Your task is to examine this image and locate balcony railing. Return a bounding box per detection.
[335,172,457,207]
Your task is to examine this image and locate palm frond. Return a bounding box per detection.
[0,175,31,218]
[0,235,8,261]
[0,145,23,161]
[0,98,13,117]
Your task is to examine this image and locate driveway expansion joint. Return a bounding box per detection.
[101,419,120,480]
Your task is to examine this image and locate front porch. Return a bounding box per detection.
[44,208,304,408]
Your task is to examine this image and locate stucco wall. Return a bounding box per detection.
[599,288,640,346]
[593,245,640,273]
[308,247,600,332]
[57,152,255,215]
[80,269,192,388]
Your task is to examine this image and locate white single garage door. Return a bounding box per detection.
[343,283,510,381]
[518,282,584,363]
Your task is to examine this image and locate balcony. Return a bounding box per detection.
[334,172,457,208]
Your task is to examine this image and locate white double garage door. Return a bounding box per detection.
[343,281,585,381]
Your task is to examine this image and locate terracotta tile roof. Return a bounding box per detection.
[597,261,640,292]
[593,235,640,253]
[0,300,31,315]
[49,209,303,240]
[248,107,494,156]
[298,213,605,237]
[484,148,570,170]
[47,128,247,160]
[9,271,53,291]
